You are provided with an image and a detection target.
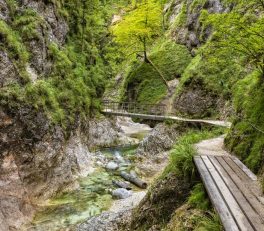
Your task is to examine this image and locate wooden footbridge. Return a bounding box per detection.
[102,101,231,127]
[102,101,264,230]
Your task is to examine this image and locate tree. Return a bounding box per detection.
[112,0,162,61]
[201,0,264,79]
[113,0,170,89]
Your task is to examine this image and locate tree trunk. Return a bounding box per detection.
[146,56,170,90]
[120,171,147,189]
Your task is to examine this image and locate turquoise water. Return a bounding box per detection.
[28,146,138,231]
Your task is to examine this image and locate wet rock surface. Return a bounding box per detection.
[112,188,132,199]
[106,161,119,171]
[77,210,132,231]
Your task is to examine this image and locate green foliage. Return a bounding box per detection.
[112,0,162,59]
[123,39,191,104]
[0,0,122,127]
[0,20,30,82]
[176,43,246,99]
[150,39,192,80]
[13,9,46,40]
[0,20,29,64]
[200,1,264,78]
[188,183,210,210]
[190,0,207,11]
[171,1,187,29]
[194,213,223,231]
[225,71,264,174]
[163,128,225,179]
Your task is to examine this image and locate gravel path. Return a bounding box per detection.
[195,135,229,156]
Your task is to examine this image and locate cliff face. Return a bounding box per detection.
[0,106,123,230]
[121,0,232,119]
[0,1,120,230]
[168,0,225,52]
[0,0,68,84]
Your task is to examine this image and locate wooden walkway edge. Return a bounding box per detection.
[194,155,264,231]
[102,110,231,128]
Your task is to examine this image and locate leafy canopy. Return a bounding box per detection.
[112,0,162,58]
[201,0,264,78]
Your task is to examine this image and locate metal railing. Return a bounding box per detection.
[102,100,167,116]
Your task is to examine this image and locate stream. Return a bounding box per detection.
[27,119,151,231]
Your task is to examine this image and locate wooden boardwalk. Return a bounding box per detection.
[194,155,264,231]
[101,101,231,128]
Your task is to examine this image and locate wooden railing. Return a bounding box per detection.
[102,101,166,116]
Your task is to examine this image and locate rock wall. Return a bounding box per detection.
[136,123,182,157]
[0,103,124,230]
[169,0,226,53]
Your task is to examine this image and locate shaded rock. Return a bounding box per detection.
[172,78,226,118]
[88,119,122,148]
[170,0,227,51]
[106,161,119,171]
[77,210,132,231]
[0,51,20,87]
[137,123,181,157]
[128,173,192,230]
[0,0,9,21]
[112,188,132,199]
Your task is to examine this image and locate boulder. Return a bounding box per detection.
[112,188,132,199]
[106,162,119,171]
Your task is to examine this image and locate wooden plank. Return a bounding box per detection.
[201,155,254,231]
[210,156,264,230]
[216,156,264,222]
[231,156,257,181]
[224,157,252,183]
[194,156,240,231]
[223,157,262,199]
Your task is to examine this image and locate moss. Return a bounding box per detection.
[190,0,207,11]
[170,1,188,29]
[0,0,120,127]
[150,39,192,80]
[225,71,264,176]
[175,42,246,98]
[123,39,192,104]
[0,20,30,82]
[13,9,46,40]
[165,181,222,230]
[188,183,210,211]
[165,204,222,231]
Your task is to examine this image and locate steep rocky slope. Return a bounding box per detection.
[0,0,122,230]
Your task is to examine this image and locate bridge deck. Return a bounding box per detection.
[194,155,264,231]
[102,109,231,128]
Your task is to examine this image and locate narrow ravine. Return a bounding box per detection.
[25,118,153,231]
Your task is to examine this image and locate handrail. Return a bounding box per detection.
[101,100,232,128]
[102,100,167,116]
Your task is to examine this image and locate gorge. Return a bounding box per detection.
[0,0,264,231]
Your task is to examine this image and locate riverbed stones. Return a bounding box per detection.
[106,161,119,171]
[77,210,132,231]
[112,188,132,199]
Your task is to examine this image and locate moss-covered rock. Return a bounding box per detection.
[123,39,192,104]
[225,71,264,190]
